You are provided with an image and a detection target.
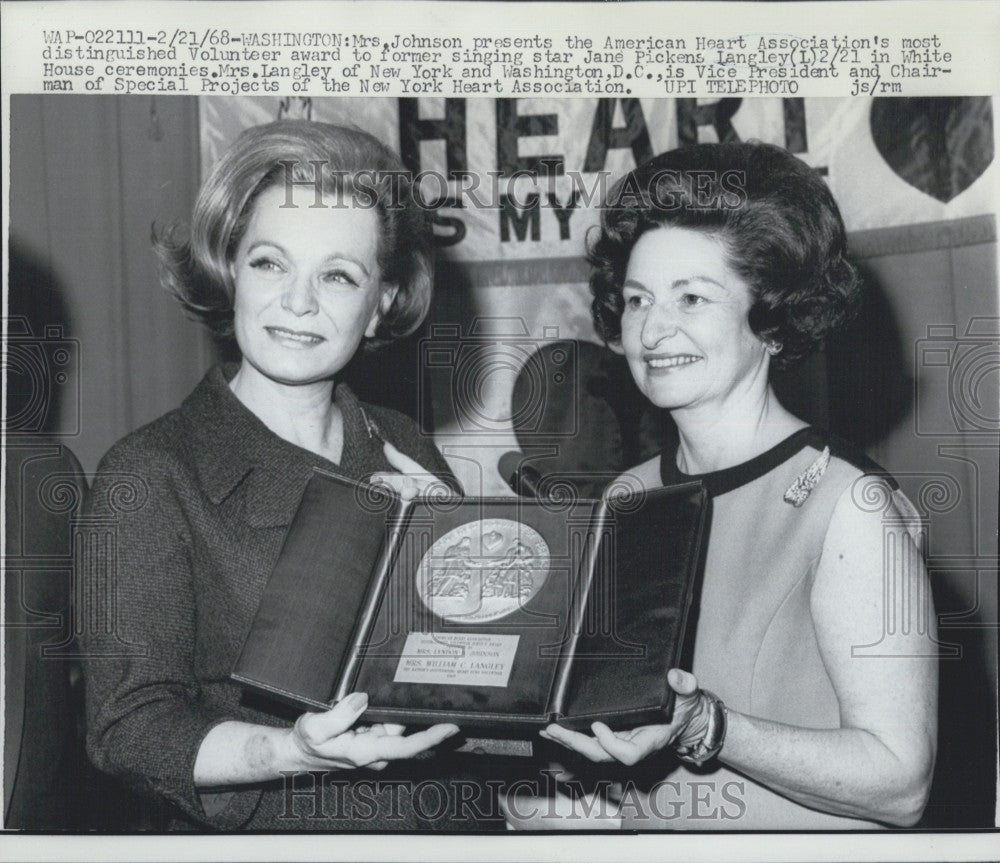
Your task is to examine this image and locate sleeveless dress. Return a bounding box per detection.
[618,427,920,830]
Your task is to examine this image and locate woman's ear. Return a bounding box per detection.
[606,339,626,356]
[365,284,399,338]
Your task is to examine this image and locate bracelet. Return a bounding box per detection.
[673,689,727,766]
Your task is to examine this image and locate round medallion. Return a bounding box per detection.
[416,519,550,623]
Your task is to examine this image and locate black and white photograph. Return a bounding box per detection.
[2,2,998,861]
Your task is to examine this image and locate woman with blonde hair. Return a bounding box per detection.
[83,121,464,830]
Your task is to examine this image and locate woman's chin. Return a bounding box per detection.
[639,382,699,412]
[240,356,342,388]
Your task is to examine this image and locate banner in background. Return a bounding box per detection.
[201,96,995,268]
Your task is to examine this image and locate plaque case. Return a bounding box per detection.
[232,470,708,735]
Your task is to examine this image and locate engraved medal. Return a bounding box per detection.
[416,519,550,623]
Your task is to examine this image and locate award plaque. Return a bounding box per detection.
[232,469,708,736]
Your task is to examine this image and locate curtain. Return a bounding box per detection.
[8,94,214,475]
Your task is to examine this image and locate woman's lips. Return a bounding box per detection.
[645,354,702,369]
[265,326,325,345]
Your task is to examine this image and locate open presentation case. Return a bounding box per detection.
[233,470,708,735]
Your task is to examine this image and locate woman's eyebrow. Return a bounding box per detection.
[245,240,284,256]
[624,276,728,292]
[244,241,370,277]
[672,276,728,291]
[322,254,370,277]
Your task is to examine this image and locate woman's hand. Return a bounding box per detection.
[541,669,704,766]
[370,441,452,501]
[286,692,459,772]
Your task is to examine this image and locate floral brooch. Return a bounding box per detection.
[783,446,831,507]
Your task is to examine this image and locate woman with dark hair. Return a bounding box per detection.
[82,121,464,830]
[508,142,936,830]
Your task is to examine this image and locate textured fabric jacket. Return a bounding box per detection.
[81,365,467,830]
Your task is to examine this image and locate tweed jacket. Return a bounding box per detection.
[81,365,462,830]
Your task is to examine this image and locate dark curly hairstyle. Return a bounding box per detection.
[589,142,861,370]
[155,120,433,349]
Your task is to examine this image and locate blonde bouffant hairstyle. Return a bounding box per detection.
[155,120,433,349]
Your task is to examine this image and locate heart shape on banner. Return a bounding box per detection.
[870,97,994,203]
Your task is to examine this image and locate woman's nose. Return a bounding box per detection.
[281,274,319,316]
[640,304,678,348]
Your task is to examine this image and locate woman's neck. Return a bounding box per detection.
[672,385,806,475]
[228,361,343,461]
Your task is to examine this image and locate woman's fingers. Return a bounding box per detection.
[364,723,459,761]
[537,672,703,768]
[542,723,614,762]
[382,440,426,474]
[371,441,431,501]
[295,700,457,770]
[667,668,700,696]
[369,472,419,500]
[375,442,454,502]
[381,442,430,498]
[364,723,407,738]
[591,722,671,766]
[666,669,705,731]
[589,722,640,764]
[296,692,368,748]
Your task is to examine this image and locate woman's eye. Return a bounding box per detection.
[680,293,706,307]
[624,294,649,310]
[321,270,358,287]
[249,257,282,273]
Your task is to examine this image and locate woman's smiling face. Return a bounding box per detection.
[229,184,393,387]
[620,226,769,413]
